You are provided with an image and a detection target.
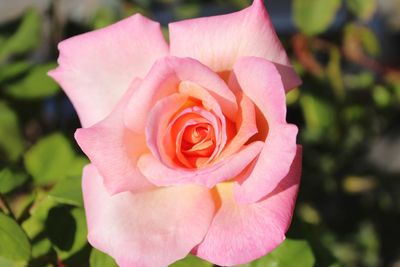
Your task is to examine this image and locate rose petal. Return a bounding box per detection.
[137,141,264,188]
[124,56,237,133]
[82,164,215,267]
[146,84,229,168]
[170,111,220,168]
[234,124,298,203]
[234,57,288,124]
[176,125,215,168]
[177,82,229,163]
[178,81,223,116]
[169,0,301,91]
[195,147,302,266]
[75,79,154,195]
[219,92,258,159]
[48,14,168,127]
[145,93,189,167]
[232,57,299,203]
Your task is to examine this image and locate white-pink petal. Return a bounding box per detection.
[234,124,298,203]
[75,80,154,195]
[169,0,301,91]
[82,164,215,267]
[49,14,169,127]
[232,57,299,203]
[195,147,302,266]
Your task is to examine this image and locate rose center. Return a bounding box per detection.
[163,103,222,169]
[181,123,215,157]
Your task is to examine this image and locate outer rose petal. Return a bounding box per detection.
[82,164,215,267]
[75,79,154,195]
[48,14,169,127]
[169,0,301,91]
[233,57,298,203]
[195,147,302,266]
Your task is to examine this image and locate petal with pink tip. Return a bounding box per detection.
[82,164,215,267]
[169,0,301,91]
[75,80,154,195]
[234,57,288,124]
[195,147,302,266]
[137,141,264,188]
[232,57,299,203]
[124,56,237,133]
[219,93,258,159]
[49,14,168,127]
[234,124,298,203]
[144,93,186,165]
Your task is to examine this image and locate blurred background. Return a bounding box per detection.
[0,0,399,266]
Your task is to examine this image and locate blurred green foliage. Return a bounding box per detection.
[0,0,399,266]
[0,102,24,161]
[0,213,31,263]
[0,9,41,62]
[293,0,341,36]
[239,239,315,267]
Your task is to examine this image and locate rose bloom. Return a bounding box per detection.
[49,0,302,266]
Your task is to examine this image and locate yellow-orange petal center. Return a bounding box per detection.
[181,123,215,158]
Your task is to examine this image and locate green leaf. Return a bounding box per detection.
[31,237,52,259]
[173,4,201,19]
[240,239,315,267]
[0,169,28,194]
[229,0,252,9]
[300,93,336,141]
[91,8,117,29]
[90,248,118,267]
[286,88,300,105]
[373,85,391,108]
[64,208,88,259]
[344,24,380,58]
[46,207,87,260]
[347,0,377,21]
[357,222,379,266]
[22,195,58,239]
[359,27,380,57]
[297,203,322,225]
[0,9,41,61]
[344,71,375,89]
[5,63,59,99]
[393,82,400,101]
[0,213,31,262]
[293,0,342,35]
[0,257,26,267]
[67,156,89,177]
[24,133,76,186]
[0,101,24,162]
[0,61,32,83]
[49,176,83,207]
[170,255,212,267]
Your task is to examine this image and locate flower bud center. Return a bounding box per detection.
[181,124,215,157]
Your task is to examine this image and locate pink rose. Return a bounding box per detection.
[49,0,302,266]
